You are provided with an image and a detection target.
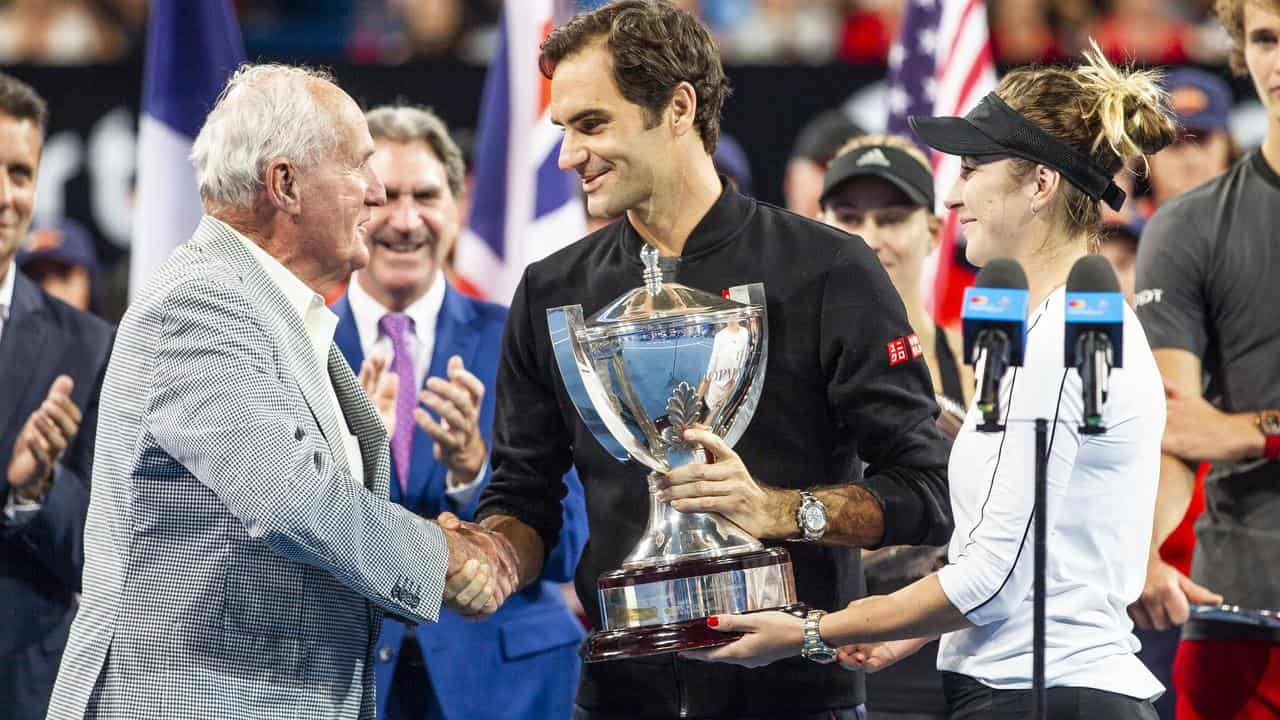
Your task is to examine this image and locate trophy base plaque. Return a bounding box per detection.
[584,547,803,663]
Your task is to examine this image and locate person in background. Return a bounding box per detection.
[820,133,970,429]
[713,131,752,196]
[1130,1,1280,718]
[331,104,588,720]
[1114,54,1236,720]
[1097,218,1143,307]
[1145,67,1236,211]
[0,71,114,720]
[784,107,863,219]
[817,133,972,719]
[16,219,97,313]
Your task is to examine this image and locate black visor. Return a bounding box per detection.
[908,93,1126,211]
[820,145,935,211]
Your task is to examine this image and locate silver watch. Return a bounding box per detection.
[796,490,828,542]
[801,609,837,664]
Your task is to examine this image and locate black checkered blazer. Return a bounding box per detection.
[47,217,450,720]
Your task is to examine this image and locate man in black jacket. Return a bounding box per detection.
[0,72,114,720]
[473,2,952,717]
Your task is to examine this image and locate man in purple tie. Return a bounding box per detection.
[330,105,588,720]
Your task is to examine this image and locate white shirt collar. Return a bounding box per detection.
[0,260,15,323]
[346,268,447,354]
[216,218,338,365]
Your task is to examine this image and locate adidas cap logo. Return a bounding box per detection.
[856,148,892,168]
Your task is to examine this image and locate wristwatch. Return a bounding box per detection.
[1257,410,1280,460]
[800,609,837,664]
[795,490,828,542]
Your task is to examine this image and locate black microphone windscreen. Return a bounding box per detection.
[1066,254,1121,293]
[973,257,1029,290]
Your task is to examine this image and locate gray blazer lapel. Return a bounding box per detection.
[189,217,355,481]
[327,345,390,496]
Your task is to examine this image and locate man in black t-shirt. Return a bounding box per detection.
[1130,2,1280,717]
[471,2,953,718]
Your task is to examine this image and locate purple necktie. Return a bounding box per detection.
[378,313,416,498]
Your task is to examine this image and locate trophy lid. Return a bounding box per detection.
[586,244,757,335]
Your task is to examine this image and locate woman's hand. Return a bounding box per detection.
[679,611,805,668]
[836,636,934,673]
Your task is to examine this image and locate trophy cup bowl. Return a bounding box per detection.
[548,245,803,663]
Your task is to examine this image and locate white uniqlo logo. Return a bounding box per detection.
[857,148,892,167]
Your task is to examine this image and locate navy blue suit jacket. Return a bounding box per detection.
[333,283,588,720]
[0,271,113,720]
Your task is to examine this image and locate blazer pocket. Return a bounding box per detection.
[499,607,587,661]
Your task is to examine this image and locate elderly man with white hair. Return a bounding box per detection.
[45,64,519,720]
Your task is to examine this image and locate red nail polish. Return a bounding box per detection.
[706,616,719,627]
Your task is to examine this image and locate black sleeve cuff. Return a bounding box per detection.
[474,500,562,565]
[861,465,952,549]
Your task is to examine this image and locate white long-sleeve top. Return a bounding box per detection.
[936,287,1165,700]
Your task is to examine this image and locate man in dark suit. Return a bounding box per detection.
[332,105,588,720]
[0,72,114,720]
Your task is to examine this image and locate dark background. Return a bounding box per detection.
[7,58,885,268]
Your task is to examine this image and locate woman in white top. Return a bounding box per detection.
[688,46,1177,719]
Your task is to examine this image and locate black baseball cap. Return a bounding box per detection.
[909,93,1126,211]
[819,144,935,210]
[790,109,865,164]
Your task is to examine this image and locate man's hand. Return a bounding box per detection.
[836,637,931,673]
[415,356,487,488]
[437,511,520,618]
[1162,381,1260,462]
[656,428,798,539]
[7,376,82,500]
[357,354,400,436]
[1129,554,1223,631]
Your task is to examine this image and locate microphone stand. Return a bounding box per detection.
[1033,418,1048,720]
[977,417,1053,720]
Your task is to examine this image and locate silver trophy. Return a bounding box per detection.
[548,244,802,662]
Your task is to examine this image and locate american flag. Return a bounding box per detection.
[888,0,997,327]
[454,0,587,303]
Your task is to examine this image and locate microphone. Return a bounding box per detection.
[1064,255,1124,434]
[962,258,1029,432]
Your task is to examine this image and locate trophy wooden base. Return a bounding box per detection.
[583,547,803,663]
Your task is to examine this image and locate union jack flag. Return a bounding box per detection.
[888,0,997,327]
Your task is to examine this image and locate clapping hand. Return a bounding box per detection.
[415,356,487,488]
[357,354,400,436]
[437,511,521,618]
[7,376,81,500]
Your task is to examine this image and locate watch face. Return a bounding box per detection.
[1262,411,1280,435]
[807,647,837,664]
[801,503,827,532]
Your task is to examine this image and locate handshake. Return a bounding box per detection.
[436,511,522,618]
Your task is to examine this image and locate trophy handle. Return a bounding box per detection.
[719,283,768,449]
[548,304,662,470]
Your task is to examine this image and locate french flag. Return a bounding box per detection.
[455,1,586,304]
[129,0,244,298]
